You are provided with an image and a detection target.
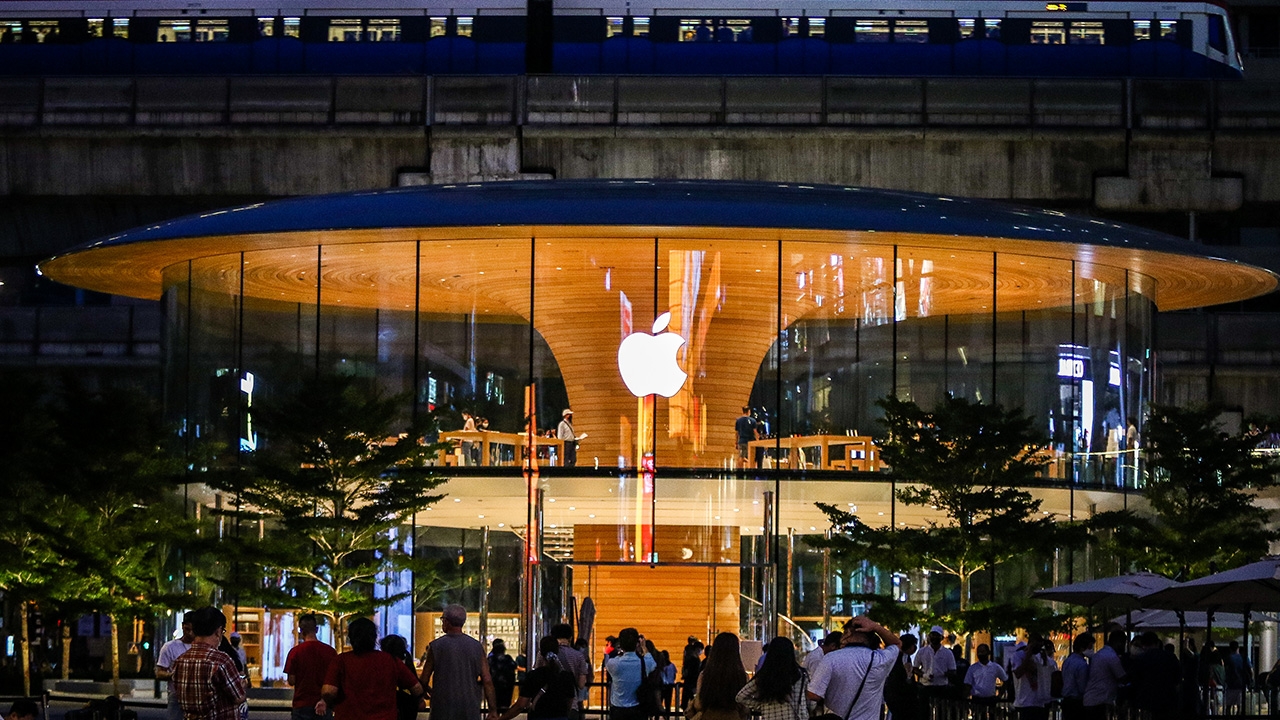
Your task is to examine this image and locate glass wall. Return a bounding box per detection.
[165,235,1155,660]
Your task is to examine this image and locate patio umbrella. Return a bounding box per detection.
[1109,609,1278,631]
[578,596,596,647]
[1141,558,1280,613]
[1032,571,1180,609]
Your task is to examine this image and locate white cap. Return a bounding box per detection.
[930,625,945,635]
[563,408,573,416]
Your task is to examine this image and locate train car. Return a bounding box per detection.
[0,0,1243,77]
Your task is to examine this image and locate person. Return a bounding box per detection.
[736,637,807,720]
[1012,636,1056,720]
[1181,638,1203,720]
[4,698,39,720]
[381,635,423,720]
[557,409,584,467]
[419,605,499,720]
[605,628,657,720]
[550,624,591,720]
[229,632,249,669]
[1224,639,1252,715]
[807,616,901,720]
[171,606,248,720]
[157,611,196,720]
[1059,633,1092,720]
[1128,631,1181,719]
[915,628,956,692]
[692,632,748,720]
[489,639,518,711]
[461,411,478,465]
[499,636,577,720]
[804,633,841,674]
[321,618,423,720]
[1003,640,1027,703]
[1202,640,1226,714]
[735,407,758,464]
[681,637,704,713]
[286,613,339,720]
[963,643,1007,717]
[660,651,677,715]
[1081,630,1126,719]
[217,632,250,720]
[881,632,917,720]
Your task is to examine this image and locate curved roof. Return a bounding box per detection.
[39,179,1277,311]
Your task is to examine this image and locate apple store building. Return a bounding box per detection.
[41,180,1276,674]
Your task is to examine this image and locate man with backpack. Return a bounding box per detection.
[497,637,578,720]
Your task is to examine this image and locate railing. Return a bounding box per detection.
[3,75,1280,130]
[921,691,1276,719]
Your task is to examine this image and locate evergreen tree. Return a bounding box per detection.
[1135,404,1280,578]
[819,396,1085,618]
[209,373,449,635]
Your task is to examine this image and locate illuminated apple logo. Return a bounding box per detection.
[618,312,688,398]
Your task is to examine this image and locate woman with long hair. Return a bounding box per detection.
[380,634,421,720]
[692,633,748,720]
[321,618,424,720]
[736,638,807,720]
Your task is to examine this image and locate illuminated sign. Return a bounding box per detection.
[618,312,688,398]
[1046,2,1087,10]
[1057,358,1086,379]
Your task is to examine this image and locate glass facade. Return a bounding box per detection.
[160,234,1153,663]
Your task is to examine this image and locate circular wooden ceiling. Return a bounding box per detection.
[40,181,1275,312]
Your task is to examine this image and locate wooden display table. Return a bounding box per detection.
[746,434,883,471]
[438,430,565,467]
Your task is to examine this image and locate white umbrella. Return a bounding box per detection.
[1141,558,1280,613]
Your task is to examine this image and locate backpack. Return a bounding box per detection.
[532,665,578,714]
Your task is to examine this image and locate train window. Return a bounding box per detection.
[680,19,709,41]
[1133,20,1151,41]
[1031,20,1065,44]
[894,20,928,43]
[429,18,446,37]
[782,18,796,37]
[606,17,624,37]
[158,20,193,42]
[328,19,362,41]
[88,19,105,37]
[367,19,400,42]
[283,17,300,37]
[958,19,977,39]
[727,19,751,41]
[0,21,20,43]
[194,19,229,42]
[1208,14,1226,52]
[983,19,1001,39]
[1068,20,1103,44]
[808,18,824,37]
[113,19,129,37]
[258,17,274,36]
[855,20,890,43]
[457,17,473,37]
[633,17,649,36]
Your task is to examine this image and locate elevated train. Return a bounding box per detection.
[0,0,1242,76]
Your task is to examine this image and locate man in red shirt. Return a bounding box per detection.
[286,613,338,720]
[171,606,248,720]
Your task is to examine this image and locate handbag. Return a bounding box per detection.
[812,651,872,720]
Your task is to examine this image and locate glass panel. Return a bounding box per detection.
[195,19,229,42]
[807,17,824,37]
[983,19,1002,40]
[959,19,977,39]
[258,17,274,37]
[30,20,57,42]
[158,20,193,43]
[368,18,400,42]
[456,17,473,37]
[894,20,929,43]
[186,254,242,453]
[633,16,649,36]
[1032,21,1066,44]
[778,242,892,463]
[1133,20,1151,42]
[782,18,797,37]
[328,19,362,42]
[420,237,530,468]
[606,17,624,37]
[1159,20,1178,40]
[680,19,710,42]
[0,21,21,43]
[283,18,300,37]
[88,19,105,38]
[430,17,447,37]
[1068,20,1104,45]
[855,20,890,43]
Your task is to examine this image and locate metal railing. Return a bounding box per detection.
[3,75,1280,130]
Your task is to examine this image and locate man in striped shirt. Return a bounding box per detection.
[172,607,248,720]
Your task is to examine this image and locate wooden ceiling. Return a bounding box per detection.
[41,225,1276,465]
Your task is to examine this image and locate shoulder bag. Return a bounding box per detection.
[812,651,873,720]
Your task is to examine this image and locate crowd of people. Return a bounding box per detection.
[6,604,1258,720]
